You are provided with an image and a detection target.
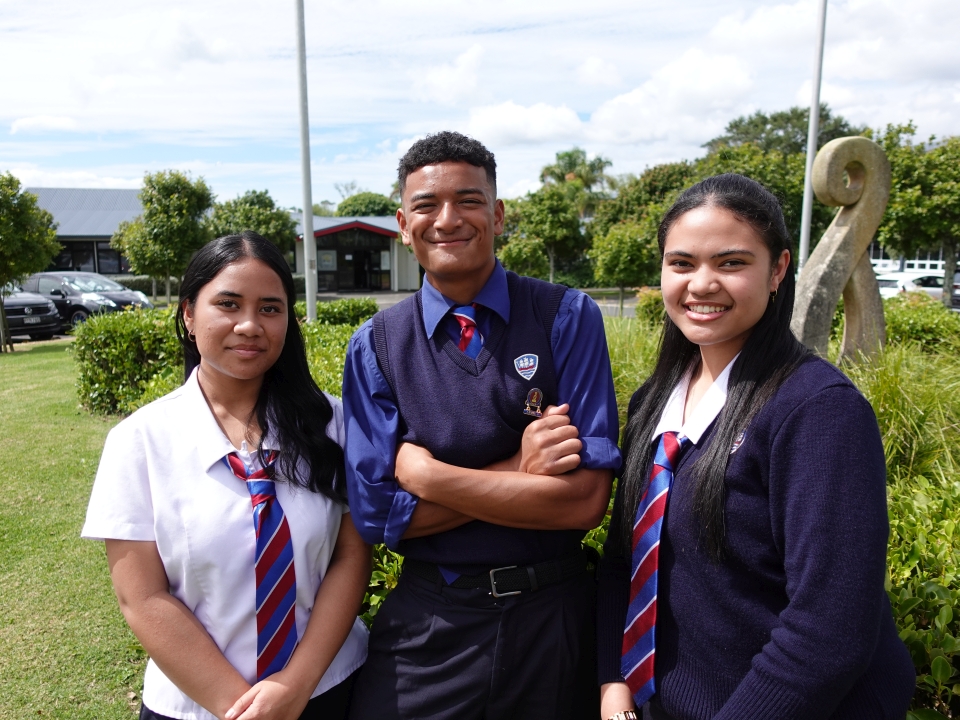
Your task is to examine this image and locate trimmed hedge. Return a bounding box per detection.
[104,275,182,296]
[293,298,379,325]
[885,292,960,352]
[72,308,182,414]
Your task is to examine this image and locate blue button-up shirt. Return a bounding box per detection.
[342,261,621,548]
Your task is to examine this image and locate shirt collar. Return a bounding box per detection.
[184,367,280,472]
[420,259,510,339]
[653,354,739,445]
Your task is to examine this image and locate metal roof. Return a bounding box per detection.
[293,212,399,237]
[26,188,142,238]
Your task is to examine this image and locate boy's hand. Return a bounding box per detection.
[518,403,582,476]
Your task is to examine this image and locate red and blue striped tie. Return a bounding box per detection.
[621,431,690,706]
[452,304,483,359]
[224,450,299,681]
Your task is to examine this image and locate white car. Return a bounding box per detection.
[875,271,959,301]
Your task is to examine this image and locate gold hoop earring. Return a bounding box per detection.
[188,331,196,342]
[770,289,778,303]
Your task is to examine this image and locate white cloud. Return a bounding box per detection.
[589,48,753,145]
[576,57,621,87]
[413,45,484,106]
[10,116,79,134]
[11,166,141,189]
[465,101,584,146]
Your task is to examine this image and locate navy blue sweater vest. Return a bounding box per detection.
[372,272,578,571]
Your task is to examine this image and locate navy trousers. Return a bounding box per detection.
[349,568,598,720]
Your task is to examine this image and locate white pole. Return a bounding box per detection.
[295,0,317,321]
[797,0,828,272]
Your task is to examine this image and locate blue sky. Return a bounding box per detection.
[3,0,959,208]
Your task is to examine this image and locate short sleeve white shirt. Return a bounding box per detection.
[81,369,368,720]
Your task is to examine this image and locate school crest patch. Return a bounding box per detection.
[514,354,539,381]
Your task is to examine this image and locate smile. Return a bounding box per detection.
[685,304,730,315]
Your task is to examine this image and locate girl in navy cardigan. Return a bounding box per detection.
[597,174,915,720]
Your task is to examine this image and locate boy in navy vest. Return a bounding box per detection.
[342,131,620,719]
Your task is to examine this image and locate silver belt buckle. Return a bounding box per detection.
[489,566,521,597]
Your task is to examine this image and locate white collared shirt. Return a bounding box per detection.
[81,369,367,720]
[652,355,739,445]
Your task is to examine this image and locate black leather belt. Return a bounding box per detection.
[403,551,588,598]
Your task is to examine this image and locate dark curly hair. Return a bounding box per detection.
[397,131,497,195]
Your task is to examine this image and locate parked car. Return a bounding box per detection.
[1,284,62,339]
[875,271,960,301]
[21,271,153,327]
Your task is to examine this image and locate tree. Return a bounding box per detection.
[497,236,550,280]
[591,161,695,239]
[515,184,584,284]
[540,147,613,219]
[591,220,661,314]
[877,125,960,308]
[313,201,335,217]
[206,190,297,251]
[0,173,60,351]
[112,170,213,304]
[703,104,867,156]
[335,192,399,217]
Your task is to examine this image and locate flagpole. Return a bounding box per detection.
[797,0,828,272]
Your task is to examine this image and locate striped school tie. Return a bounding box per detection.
[452,304,484,359]
[621,431,690,707]
[224,450,299,681]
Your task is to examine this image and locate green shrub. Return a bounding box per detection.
[885,292,960,351]
[72,308,182,414]
[302,323,356,397]
[634,286,665,325]
[293,298,379,325]
[104,275,182,297]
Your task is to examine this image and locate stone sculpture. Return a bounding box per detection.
[791,136,891,360]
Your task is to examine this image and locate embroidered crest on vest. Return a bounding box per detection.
[730,430,746,454]
[514,353,538,380]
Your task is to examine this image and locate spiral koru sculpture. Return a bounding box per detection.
[791,136,891,360]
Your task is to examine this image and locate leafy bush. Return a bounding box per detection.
[72,308,182,414]
[633,287,665,325]
[293,298,379,326]
[885,292,960,351]
[302,323,356,397]
[105,275,181,297]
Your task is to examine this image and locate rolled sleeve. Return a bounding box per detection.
[551,290,621,471]
[342,321,418,548]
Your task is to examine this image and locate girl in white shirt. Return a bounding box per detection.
[83,231,370,720]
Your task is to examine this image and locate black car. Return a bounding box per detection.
[22,271,153,327]
[1,284,62,339]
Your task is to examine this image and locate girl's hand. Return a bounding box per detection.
[224,673,311,720]
[518,403,582,476]
[600,682,636,719]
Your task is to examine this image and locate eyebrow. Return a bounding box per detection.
[663,248,756,259]
[214,290,285,303]
[409,187,487,203]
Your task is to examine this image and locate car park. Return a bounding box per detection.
[1,284,62,339]
[875,271,960,301]
[21,271,153,328]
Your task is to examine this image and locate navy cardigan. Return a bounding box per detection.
[597,356,915,719]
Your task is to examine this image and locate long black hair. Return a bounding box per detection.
[176,231,345,501]
[616,174,809,561]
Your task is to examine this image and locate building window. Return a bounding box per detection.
[52,242,95,272]
[96,242,130,274]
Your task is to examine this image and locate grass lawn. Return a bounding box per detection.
[0,341,141,719]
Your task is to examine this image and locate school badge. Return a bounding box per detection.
[514,353,538,380]
[523,388,543,417]
[730,430,746,455]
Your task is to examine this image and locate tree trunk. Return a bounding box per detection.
[547,248,555,284]
[618,287,624,317]
[0,295,13,353]
[942,236,957,310]
[165,269,172,306]
[152,277,157,303]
